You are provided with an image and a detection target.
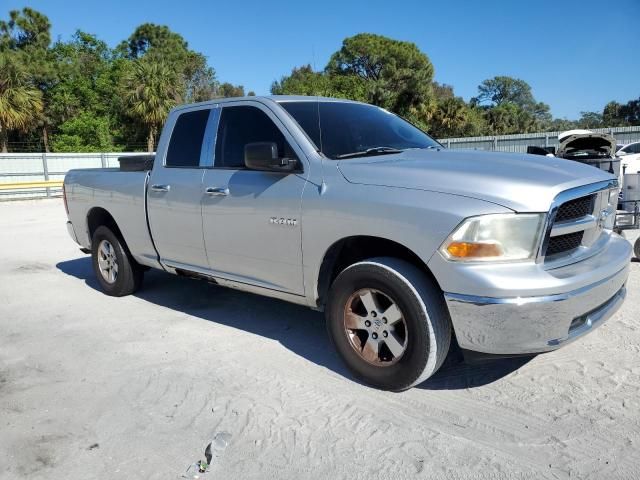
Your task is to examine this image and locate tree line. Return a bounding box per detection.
[0,8,638,153]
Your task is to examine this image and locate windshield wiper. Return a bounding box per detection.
[336,146,404,159]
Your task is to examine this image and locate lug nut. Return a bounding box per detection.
[382,317,387,324]
[371,311,377,317]
[365,320,371,327]
[383,331,388,337]
[372,332,378,339]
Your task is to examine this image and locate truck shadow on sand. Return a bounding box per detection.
[57,257,531,391]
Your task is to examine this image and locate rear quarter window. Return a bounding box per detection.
[165,109,211,168]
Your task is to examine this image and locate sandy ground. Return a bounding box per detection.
[1,199,639,480]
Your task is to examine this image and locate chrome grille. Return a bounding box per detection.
[541,182,617,264]
[555,194,596,222]
[546,231,584,256]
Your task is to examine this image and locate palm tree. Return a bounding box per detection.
[124,59,181,152]
[427,98,470,138]
[0,54,44,152]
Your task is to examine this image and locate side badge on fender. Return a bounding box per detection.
[270,217,298,227]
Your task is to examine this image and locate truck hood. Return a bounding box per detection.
[556,132,616,159]
[336,148,615,212]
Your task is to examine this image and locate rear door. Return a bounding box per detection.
[147,106,217,269]
[201,102,308,295]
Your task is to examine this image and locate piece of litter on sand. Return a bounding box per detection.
[204,432,232,465]
[182,461,208,479]
[181,432,232,479]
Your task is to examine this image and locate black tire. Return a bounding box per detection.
[326,257,451,391]
[635,237,640,260]
[91,225,143,296]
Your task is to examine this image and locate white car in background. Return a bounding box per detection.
[617,142,640,174]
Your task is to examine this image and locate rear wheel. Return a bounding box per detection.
[326,257,451,391]
[91,225,143,296]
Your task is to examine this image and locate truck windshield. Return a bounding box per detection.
[279,100,441,159]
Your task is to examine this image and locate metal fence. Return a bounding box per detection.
[2,125,640,201]
[0,152,145,200]
[438,126,640,152]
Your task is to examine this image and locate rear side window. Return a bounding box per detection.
[165,109,210,167]
[214,106,296,169]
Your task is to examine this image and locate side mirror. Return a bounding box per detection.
[617,150,628,157]
[244,142,297,172]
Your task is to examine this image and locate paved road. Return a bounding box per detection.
[1,199,639,480]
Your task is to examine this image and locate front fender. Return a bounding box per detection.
[300,173,513,306]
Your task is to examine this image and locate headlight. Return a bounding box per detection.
[440,213,545,262]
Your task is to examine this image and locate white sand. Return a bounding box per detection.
[1,199,639,479]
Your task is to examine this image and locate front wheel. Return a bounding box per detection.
[326,257,451,391]
[91,225,143,296]
[635,236,640,260]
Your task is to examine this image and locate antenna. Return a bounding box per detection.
[312,44,316,71]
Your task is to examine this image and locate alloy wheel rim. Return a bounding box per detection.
[97,239,118,284]
[343,288,408,366]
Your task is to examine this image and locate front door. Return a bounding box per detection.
[201,102,308,295]
[147,106,215,270]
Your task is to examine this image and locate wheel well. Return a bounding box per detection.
[87,208,124,246]
[316,236,440,308]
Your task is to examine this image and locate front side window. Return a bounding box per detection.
[280,101,440,159]
[165,109,211,167]
[214,106,296,169]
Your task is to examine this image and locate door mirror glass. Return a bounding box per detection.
[244,142,297,172]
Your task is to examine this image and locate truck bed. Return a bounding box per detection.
[64,168,160,268]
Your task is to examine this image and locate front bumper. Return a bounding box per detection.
[437,234,632,355]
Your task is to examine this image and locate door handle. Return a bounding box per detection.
[205,186,229,196]
[150,184,171,192]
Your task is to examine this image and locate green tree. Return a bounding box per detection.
[326,33,434,116]
[51,111,118,152]
[119,23,217,103]
[42,31,123,152]
[473,76,551,133]
[428,98,485,138]
[483,103,538,135]
[216,82,245,98]
[428,98,469,137]
[124,59,181,152]
[473,76,535,108]
[548,118,578,132]
[603,99,640,127]
[0,7,50,51]
[576,111,603,129]
[1,7,53,150]
[431,82,455,101]
[0,53,43,152]
[603,101,624,126]
[619,98,640,125]
[271,64,367,100]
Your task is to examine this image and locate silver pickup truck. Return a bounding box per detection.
[64,96,631,391]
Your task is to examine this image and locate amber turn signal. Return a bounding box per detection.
[446,242,503,258]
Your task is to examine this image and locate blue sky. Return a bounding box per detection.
[5,0,639,119]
